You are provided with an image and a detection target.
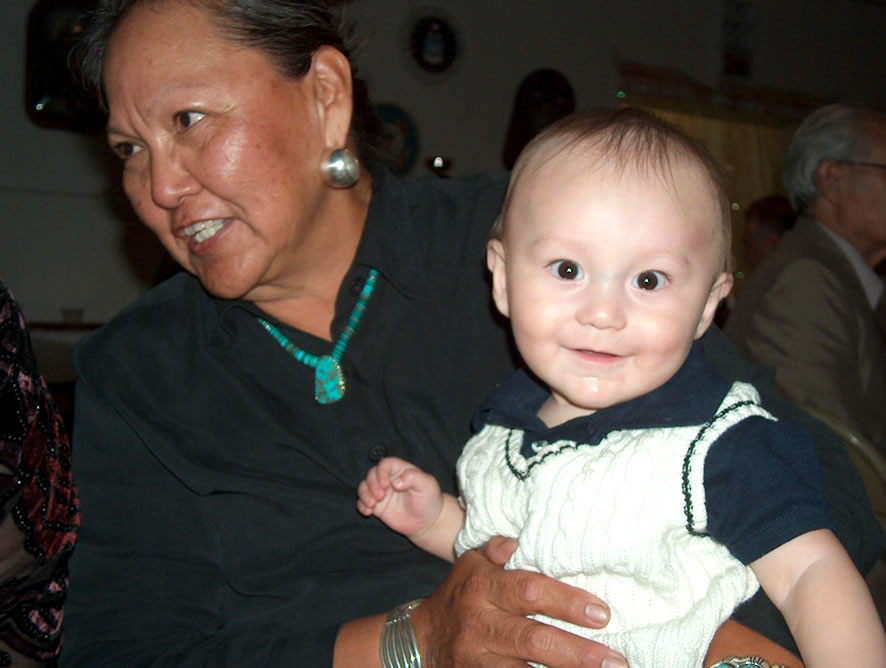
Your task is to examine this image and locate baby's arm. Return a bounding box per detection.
[751,528,886,666]
[357,456,464,562]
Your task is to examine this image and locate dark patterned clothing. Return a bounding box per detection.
[0,282,80,662]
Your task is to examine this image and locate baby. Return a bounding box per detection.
[358,108,886,667]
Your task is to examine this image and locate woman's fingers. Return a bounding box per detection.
[483,535,519,565]
[411,541,626,667]
[480,537,611,629]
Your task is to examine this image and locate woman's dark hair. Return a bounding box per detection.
[73,0,383,167]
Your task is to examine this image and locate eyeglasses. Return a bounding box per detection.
[837,160,886,171]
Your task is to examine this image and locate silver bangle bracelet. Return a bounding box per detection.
[380,598,424,668]
[708,656,790,668]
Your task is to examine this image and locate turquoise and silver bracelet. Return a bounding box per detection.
[708,656,790,668]
[380,599,424,668]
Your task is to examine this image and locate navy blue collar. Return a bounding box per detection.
[474,338,731,447]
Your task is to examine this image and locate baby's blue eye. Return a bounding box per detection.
[551,260,583,280]
[633,270,666,290]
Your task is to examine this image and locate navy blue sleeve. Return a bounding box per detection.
[704,415,834,565]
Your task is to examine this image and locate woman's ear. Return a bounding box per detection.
[310,46,354,150]
[695,271,733,338]
[487,239,510,318]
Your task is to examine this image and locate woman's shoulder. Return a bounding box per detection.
[74,272,211,377]
[393,171,509,221]
[422,171,508,208]
[409,172,509,249]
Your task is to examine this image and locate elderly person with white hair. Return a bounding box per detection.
[727,103,886,458]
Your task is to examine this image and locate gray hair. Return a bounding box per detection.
[783,103,881,213]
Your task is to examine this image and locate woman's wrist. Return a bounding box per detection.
[704,619,803,668]
[708,658,790,668]
[333,613,387,668]
[379,598,425,668]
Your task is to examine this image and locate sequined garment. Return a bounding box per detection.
[0,282,80,662]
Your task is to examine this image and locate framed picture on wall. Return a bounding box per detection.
[375,103,420,176]
[404,8,460,82]
[25,0,105,132]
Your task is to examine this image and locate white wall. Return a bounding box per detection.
[1,1,166,324]
[2,0,885,329]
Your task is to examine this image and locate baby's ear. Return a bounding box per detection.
[695,271,733,338]
[486,239,510,318]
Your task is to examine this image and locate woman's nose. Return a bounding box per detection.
[149,149,199,209]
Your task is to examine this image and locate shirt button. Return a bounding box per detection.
[349,275,366,296]
[368,444,387,463]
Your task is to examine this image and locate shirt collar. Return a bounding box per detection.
[351,168,430,300]
[214,168,431,323]
[474,339,731,445]
[815,219,883,308]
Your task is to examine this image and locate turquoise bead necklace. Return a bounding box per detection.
[256,268,380,404]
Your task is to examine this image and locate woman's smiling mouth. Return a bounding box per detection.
[184,218,229,243]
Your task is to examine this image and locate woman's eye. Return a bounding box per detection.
[111,141,141,160]
[633,270,667,291]
[174,111,206,130]
[551,260,583,280]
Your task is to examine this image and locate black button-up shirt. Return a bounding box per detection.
[64,170,519,665]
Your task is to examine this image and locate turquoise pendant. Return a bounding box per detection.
[257,269,379,405]
[314,356,346,404]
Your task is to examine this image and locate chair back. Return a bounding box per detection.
[802,406,886,534]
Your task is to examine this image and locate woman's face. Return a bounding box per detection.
[104,2,338,302]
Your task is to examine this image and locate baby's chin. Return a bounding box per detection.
[556,377,647,414]
[577,375,600,394]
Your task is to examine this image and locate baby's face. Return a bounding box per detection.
[488,155,731,422]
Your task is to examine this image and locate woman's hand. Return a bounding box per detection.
[704,618,804,667]
[410,536,628,667]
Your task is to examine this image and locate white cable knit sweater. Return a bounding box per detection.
[455,381,770,668]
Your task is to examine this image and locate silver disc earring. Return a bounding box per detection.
[320,148,360,188]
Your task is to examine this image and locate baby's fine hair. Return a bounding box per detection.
[493,107,733,272]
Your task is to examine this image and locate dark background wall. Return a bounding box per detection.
[2,0,884,334]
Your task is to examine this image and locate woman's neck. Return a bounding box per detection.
[254,177,373,340]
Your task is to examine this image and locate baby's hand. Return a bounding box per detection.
[357,456,444,539]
